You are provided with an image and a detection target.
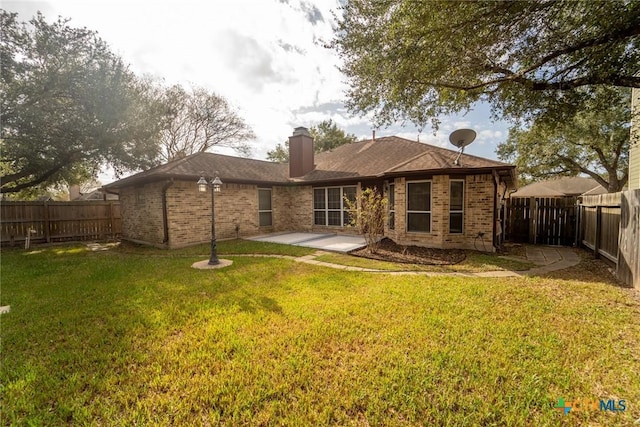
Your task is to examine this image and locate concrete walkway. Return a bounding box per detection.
[522,246,582,276]
[245,233,580,277]
[229,245,581,278]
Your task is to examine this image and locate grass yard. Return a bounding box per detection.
[1,241,639,425]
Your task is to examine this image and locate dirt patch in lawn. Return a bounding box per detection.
[350,238,466,265]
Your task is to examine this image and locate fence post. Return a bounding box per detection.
[43,201,51,243]
[594,205,602,259]
[109,202,115,239]
[575,199,581,247]
[528,197,536,244]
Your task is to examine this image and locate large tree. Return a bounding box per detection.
[267,119,357,162]
[497,87,630,192]
[160,85,255,161]
[332,1,640,129]
[0,11,167,194]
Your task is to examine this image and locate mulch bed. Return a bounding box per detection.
[350,238,466,265]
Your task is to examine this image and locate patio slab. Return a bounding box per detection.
[248,232,367,253]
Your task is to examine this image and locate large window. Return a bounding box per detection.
[258,188,272,227]
[388,183,395,230]
[449,180,464,233]
[313,186,356,226]
[406,181,431,233]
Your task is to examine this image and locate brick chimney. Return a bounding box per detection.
[69,184,81,201]
[289,127,314,177]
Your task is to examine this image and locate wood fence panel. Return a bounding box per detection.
[580,193,622,263]
[505,196,576,246]
[617,189,640,288]
[579,190,639,288]
[599,207,621,261]
[505,197,531,243]
[581,207,597,249]
[535,197,577,246]
[0,201,121,246]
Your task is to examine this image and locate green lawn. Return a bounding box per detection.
[2,241,639,426]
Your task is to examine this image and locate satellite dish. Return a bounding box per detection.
[449,129,476,165]
[449,129,476,149]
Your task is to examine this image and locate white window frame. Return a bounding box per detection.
[406,180,432,233]
[388,182,395,230]
[313,186,357,227]
[258,188,273,227]
[135,188,145,205]
[449,179,465,234]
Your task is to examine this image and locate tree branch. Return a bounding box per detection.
[432,74,640,92]
[557,155,610,190]
[0,155,76,193]
[510,19,640,81]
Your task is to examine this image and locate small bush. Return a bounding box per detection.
[344,186,387,253]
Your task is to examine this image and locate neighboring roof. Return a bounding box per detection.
[511,177,606,197]
[580,184,609,196]
[105,136,515,190]
[74,190,119,201]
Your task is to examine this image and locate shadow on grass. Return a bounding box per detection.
[540,248,626,287]
[0,248,288,424]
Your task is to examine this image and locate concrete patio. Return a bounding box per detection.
[247,232,367,253]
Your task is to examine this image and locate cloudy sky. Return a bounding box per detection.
[6,0,513,183]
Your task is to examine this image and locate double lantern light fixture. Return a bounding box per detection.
[197,172,223,265]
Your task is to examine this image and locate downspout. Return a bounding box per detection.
[492,171,499,250]
[161,179,174,245]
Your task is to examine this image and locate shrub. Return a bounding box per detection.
[344,186,387,253]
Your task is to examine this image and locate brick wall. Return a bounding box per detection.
[165,181,268,248]
[120,182,166,246]
[386,174,496,251]
[273,185,313,232]
[121,180,319,249]
[120,174,499,250]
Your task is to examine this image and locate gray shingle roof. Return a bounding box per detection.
[105,152,289,189]
[105,136,515,189]
[298,136,512,182]
[511,177,605,197]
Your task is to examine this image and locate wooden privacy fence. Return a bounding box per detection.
[579,193,621,263]
[578,189,640,288]
[504,197,577,246]
[0,201,121,246]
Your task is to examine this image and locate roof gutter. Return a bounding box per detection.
[105,173,289,189]
[100,186,120,196]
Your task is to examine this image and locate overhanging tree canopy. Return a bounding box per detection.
[0,11,167,194]
[497,87,630,193]
[332,0,640,128]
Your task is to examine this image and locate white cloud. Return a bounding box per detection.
[452,121,472,130]
[7,0,513,183]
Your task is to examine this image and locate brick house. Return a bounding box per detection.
[104,127,516,251]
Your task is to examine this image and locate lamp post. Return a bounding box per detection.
[198,172,223,265]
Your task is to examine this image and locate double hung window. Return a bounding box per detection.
[449,180,464,234]
[258,188,272,227]
[406,181,431,233]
